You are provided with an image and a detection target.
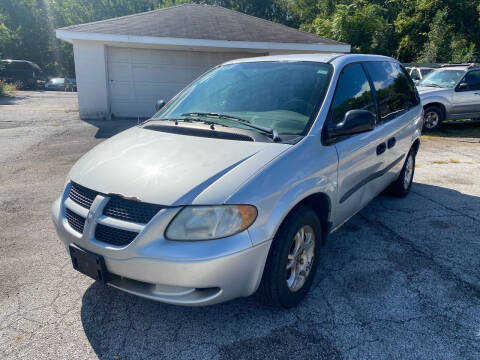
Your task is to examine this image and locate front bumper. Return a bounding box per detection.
[52,189,271,306]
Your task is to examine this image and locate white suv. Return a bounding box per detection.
[52,54,423,308]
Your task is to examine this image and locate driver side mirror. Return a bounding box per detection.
[155,99,166,112]
[456,82,469,91]
[326,110,375,143]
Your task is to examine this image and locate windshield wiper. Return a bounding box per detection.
[421,83,442,88]
[181,112,280,141]
[152,117,217,128]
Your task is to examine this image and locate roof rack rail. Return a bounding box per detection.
[440,63,480,68]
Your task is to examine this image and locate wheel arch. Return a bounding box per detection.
[423,102,446,119]
[411,137,421,155]
[275,192,332,245]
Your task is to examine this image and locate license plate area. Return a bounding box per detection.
[69,244,110,284]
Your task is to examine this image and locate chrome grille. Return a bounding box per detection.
[68,182,162,223]
[69,182,99,209]
[65,208,86,234]
[103,196,163,223]
[66,182,161,246]
[95,224,138,247]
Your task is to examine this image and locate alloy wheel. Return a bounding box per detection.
[424,111,439,129]
[404,154,414,190]
[14,80,25,90]
[286,225,315,292]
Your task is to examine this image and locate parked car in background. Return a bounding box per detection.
[407,66,435,84]
[0,59,43,89]
[52,54,422,308]
[417,63,480,130]
[45,77,77,92]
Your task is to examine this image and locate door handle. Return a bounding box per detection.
[474,92,480,95]
[376,142,387,155]
[387,137,396,149]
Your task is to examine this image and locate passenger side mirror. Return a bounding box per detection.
[456,82,469,91]
[155,99,166,112]
[326,110,375,142]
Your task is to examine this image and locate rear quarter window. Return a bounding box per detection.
[364,61,420,123]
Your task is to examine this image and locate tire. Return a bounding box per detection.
[388,148,416,197]
[14,79,25,90]
[257,206,322,308]
[423,105,444,131]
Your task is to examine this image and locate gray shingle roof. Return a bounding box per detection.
[59,4,345,45]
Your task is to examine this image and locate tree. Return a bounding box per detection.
[416,9,452,63]
[308,1,395,55]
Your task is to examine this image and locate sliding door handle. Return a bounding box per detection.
[387,137,396,149]
[376,143,387,155]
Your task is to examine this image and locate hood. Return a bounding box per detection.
[416,86,450,97]
[70,126,291,206]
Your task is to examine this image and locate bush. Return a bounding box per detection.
[0,80,16,96]
[0,80,17,96]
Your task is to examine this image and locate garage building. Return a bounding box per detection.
[56,4,350,120]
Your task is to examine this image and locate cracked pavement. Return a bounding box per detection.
[1,91,479,359]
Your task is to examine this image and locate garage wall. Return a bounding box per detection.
[73,41,109,120]
[107,47,261,118]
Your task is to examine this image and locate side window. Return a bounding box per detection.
[330,63,376,125]
[463,71,480,91]
[364,61,419,123]
[9,62,23,70]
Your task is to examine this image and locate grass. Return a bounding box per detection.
[432,158,460,164]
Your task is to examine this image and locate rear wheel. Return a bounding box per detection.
[257,206,322,308]
[423,105,444,131]
[388,148,416,197]
[14,79,25,90]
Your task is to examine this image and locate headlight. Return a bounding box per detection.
[165,205,257,241]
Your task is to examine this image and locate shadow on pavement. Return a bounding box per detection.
[82,119,140,139]
[0,93,27,105]
[425,119,480,139]
[80,182,480,359]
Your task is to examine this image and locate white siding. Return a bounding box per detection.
[107,47,259,118]
[73,41,109,119]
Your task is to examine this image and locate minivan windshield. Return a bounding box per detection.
[153,61,333,136]
[418,69,465,88]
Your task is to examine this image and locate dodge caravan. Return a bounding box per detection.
[52,54,422,308]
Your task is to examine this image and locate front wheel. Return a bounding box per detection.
[423,105,444,131]
[388,149,416,197]
[257,206,322,308]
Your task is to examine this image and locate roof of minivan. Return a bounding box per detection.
[223,53,396,65]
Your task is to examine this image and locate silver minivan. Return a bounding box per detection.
[52,54,423,308]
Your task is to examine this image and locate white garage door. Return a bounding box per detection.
[107,47,260,118]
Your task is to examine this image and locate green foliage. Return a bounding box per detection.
[308,2,395,54]
[0,81,16,96]
[417,9,452,63]
[0,0,478,78]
